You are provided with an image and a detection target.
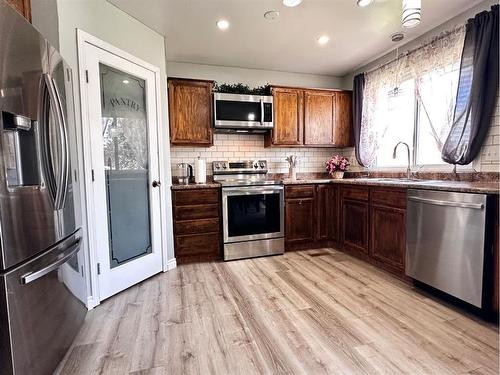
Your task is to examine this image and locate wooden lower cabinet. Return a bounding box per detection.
[341,186,369,254]
[342,199,369,254]
[369,188,407,274]
[316,184,339,242]
[285,184,339,250]
[285,196,315,245]
[172,188,221,263]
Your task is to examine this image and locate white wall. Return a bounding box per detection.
[31,0,59,49]
[56,0,175,304]
[340,0,499,173]
[167,61,343,89]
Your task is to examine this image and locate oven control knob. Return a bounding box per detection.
[215,162,221,170]
[253,162,258,169]
[259,162,266,169]
[222,163,227,169]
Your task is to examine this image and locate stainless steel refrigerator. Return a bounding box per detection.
[0,1,87,374]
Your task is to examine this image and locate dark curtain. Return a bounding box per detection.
[442,5,499,165]
[352,73,365,166]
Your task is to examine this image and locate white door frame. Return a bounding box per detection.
[76,30,171,309]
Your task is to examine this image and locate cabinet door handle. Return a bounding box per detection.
[152,180,161,188]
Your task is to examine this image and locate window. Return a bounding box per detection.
[373,78,415,167]
[415,64,460,166]
[370,66,459,168]
[359,26,465,169]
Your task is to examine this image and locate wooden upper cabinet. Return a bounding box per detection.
[268,87,303,146]
[304,90,334,146]
[333,91,354,147]
[168,78,213,146]
[267,85,353,148]
[5,0,31,21]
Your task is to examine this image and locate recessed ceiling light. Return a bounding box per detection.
[264,10,280,20]
[283,0,302,7]
[122,79,129,84]
[357,0,373,7]
[317,35,329,45]
[216,19,230,30]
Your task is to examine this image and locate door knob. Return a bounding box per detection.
[152,180,161,188]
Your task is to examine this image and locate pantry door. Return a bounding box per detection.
[83,41,163,301]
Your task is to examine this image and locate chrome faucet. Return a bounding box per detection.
[393,142,411,179]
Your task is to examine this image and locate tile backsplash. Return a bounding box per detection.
[170,134,342,176]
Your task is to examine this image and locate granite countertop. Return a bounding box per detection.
[281,177,500,194]
[171,175,499,194]
[171,181,221,190]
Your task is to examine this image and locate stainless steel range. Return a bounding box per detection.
[213,160,284,261]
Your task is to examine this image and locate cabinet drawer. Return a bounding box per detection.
[342,185,369,201]
[175,233,220,256]
[286,185,315,199]
[175,218,219,235]
[173,188,219,206]
[174,204,219,220]
[371,188,406,209]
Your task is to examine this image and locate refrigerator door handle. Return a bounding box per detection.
[20,239,81,285]
[44,74,68,211]
[39,74,58,206]
[49,76,69,210]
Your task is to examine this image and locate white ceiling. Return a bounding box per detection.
[109,0,482,77]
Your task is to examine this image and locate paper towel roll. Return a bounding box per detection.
[194,157,207,184]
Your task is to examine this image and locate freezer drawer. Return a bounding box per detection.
[406,189,488,308]
[0,229,86,375]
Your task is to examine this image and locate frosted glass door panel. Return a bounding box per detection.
[99,63,151,268]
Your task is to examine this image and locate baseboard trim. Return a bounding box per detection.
[165,258,177,271]
[86,296,99,310]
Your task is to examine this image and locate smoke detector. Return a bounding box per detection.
[264,10,280,20]
[391,32,405,42]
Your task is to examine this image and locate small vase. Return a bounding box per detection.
[289,167,297,181]
[331,171,344,179]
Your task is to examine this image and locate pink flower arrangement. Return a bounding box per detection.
[325,155,350,174]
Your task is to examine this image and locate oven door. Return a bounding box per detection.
[214,93,273,130]
[222,185,284,243]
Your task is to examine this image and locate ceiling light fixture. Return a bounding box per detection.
[122,79,129,84]
[216,19,230,30]
[356,0,373,7]
[317,35,329,45]
[283,0,302,7]
[402,0,421,28]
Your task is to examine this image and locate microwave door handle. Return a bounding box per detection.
[260,99,264,125]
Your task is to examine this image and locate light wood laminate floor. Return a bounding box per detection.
[56,248,499,375]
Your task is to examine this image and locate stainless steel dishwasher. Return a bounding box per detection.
[406,189,488,308]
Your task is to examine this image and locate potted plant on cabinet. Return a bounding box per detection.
[325,155,349,179]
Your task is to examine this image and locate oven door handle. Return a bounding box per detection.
[223,186,283,196]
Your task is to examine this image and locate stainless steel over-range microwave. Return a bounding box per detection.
[214,93,273,132]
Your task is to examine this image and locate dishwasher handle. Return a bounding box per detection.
[408,196,484,210]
